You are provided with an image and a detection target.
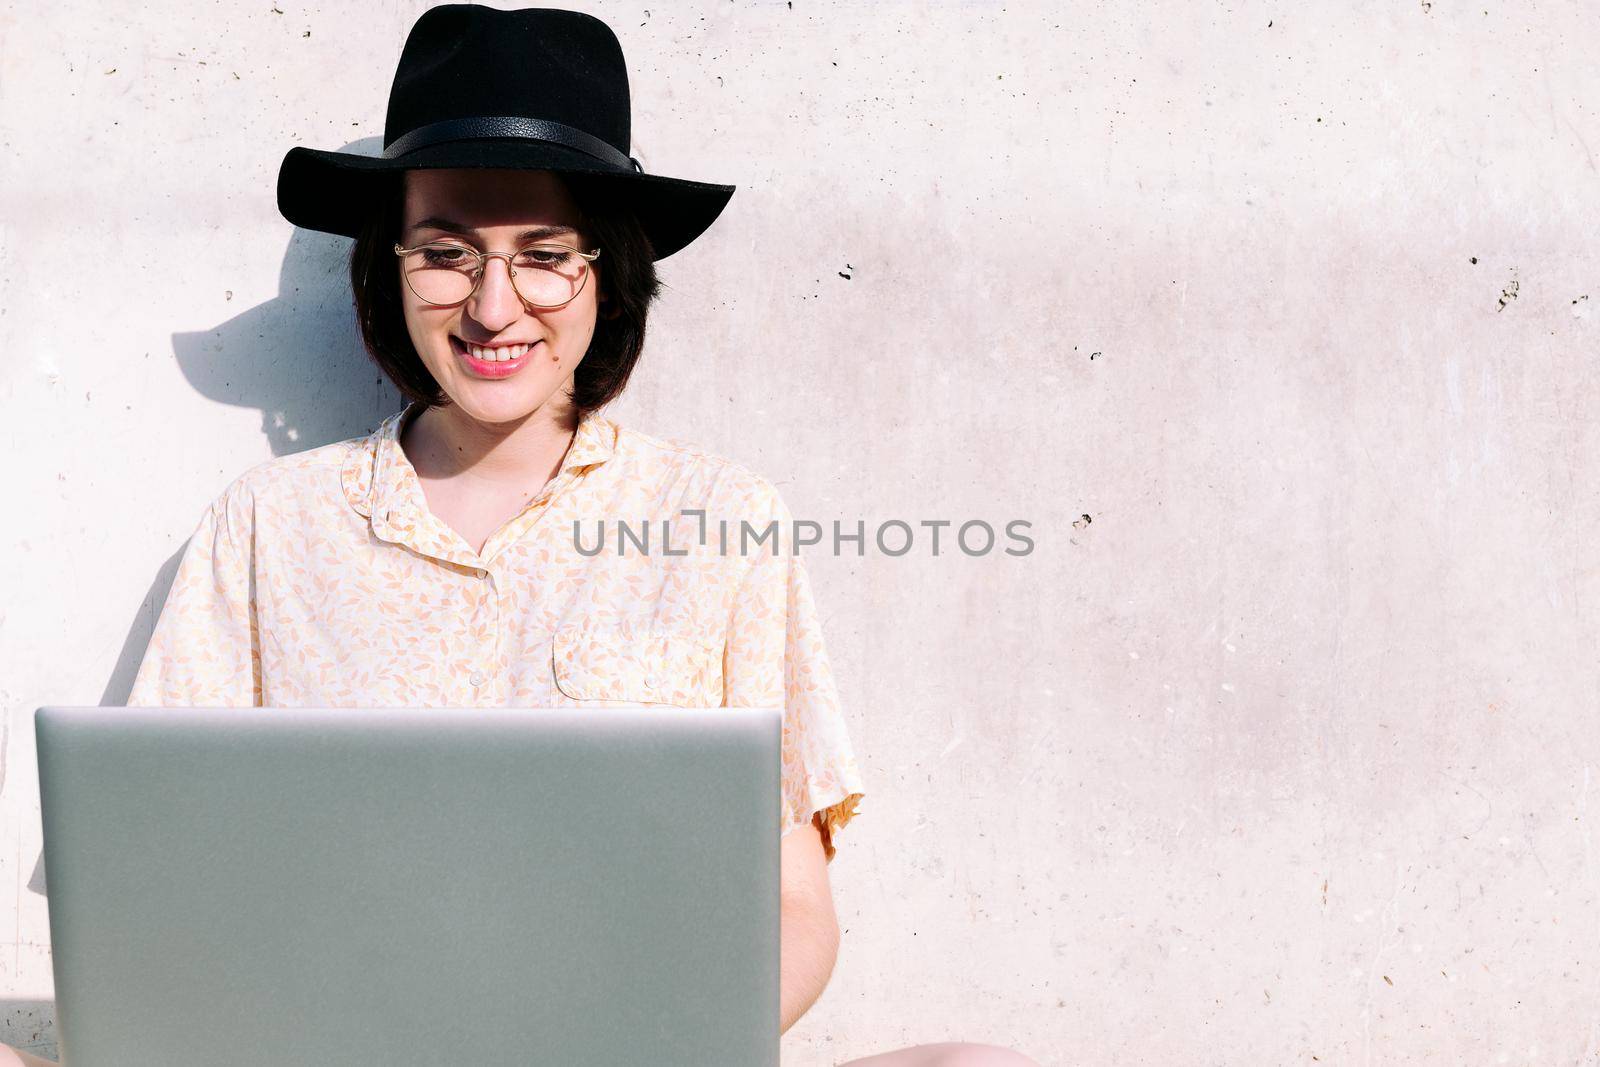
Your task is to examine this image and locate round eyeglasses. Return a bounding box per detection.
[392,241,602,309]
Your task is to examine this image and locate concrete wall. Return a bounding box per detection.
[4,1,1598,1062]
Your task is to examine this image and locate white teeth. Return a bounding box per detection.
[465,342,531,362]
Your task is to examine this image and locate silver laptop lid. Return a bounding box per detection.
[35,705,782,1067]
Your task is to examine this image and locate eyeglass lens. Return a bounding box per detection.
[401,244,590,307]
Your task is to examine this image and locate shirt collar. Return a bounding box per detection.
[341,400,618,523]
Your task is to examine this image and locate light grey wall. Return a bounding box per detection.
[4,1,1598,1062]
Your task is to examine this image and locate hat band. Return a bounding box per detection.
[383,115,642,172]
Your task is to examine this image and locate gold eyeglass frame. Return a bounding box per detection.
[392,240,603,309]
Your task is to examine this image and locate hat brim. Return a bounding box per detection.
[277,140,735,261]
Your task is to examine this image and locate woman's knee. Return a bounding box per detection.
[873,1042,1043,1067]
[0,1043,57,1067]
[932,1043,1043,1067]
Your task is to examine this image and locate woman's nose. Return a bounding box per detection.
[466,253,525,326]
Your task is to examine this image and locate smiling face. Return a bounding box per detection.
[398,167,602,427]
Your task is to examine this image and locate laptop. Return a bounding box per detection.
[34,704,783,1067]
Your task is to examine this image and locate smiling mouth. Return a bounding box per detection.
[451,335,542,376]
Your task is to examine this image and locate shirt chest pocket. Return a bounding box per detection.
[551,622,725,708]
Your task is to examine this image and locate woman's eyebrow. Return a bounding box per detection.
[406,217,578,242]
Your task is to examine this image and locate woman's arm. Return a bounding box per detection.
[721,480,867,865]
[127,484,263,708]
[719,479,866,1031]
[779,815,841,1035]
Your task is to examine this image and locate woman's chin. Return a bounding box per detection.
[448,380,563,425]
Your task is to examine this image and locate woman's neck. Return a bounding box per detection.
[400,401,578,492]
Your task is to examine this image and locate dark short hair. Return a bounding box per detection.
[347,169,661,417]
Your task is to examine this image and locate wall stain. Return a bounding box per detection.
[1497,270,1519,312]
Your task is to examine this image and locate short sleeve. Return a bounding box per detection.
[722,483,866,863]
[127,485,262,708]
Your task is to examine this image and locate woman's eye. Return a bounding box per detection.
[516,248,573,267]
[421,247,472,266]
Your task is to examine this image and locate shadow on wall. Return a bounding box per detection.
[170,143,405,459]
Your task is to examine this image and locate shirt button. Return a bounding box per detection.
[643,675,658,689]
[469,670,486,687]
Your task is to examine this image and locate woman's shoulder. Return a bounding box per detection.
[612,422,787,513]
[613,421,754,472]
[202,431,371,521]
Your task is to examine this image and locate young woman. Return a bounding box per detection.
[4,8,1040,1065]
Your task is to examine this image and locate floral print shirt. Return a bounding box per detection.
[128,401,866,860]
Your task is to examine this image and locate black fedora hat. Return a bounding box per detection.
[276,4,735,260]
